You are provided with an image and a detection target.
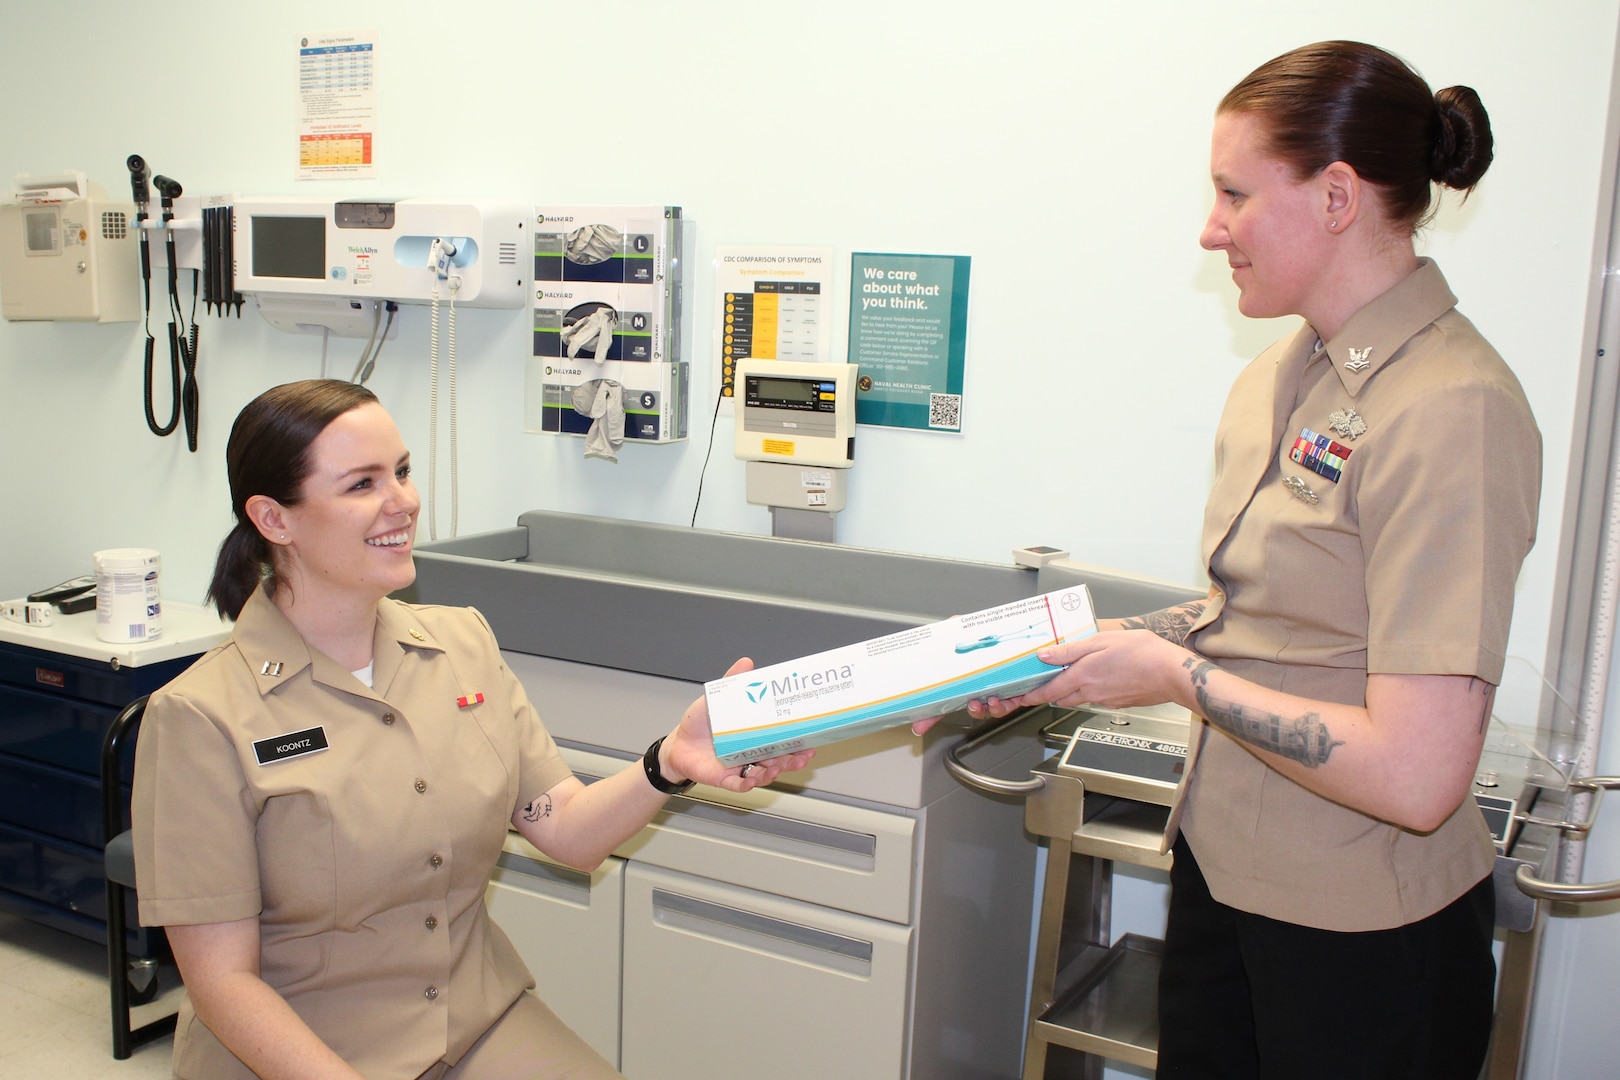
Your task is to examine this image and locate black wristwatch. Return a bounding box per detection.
[642,736,694,795]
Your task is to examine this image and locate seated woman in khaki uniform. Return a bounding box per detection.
[953,41,1540,1079]
[132,380,814,1080]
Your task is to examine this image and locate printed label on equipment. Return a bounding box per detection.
[1074,729,1187,756]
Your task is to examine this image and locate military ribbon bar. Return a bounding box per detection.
[1289,427,1351,483]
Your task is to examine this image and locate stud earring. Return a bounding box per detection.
[279,533,287,541]
[1329,220,1338,229]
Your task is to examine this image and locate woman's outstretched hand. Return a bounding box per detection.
[664,658,816,792]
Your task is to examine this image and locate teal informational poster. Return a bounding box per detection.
[847,252,970,431]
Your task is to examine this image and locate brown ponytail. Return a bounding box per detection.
[205,380,379,619]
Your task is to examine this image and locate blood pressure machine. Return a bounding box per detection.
[232,196,529,335]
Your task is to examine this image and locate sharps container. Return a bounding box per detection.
[93,548,163,643]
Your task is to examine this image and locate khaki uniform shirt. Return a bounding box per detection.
[1182,260,1541,932]
[133,589,573,1079]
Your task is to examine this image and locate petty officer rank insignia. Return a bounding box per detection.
[253,726,330,766]
[1289,427,1352,483]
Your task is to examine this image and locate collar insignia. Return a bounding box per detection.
[1344,346,1373,372]
[260,660,284,677]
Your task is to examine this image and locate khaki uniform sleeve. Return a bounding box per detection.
[1357,378,1541,683]
[132,686,264,926]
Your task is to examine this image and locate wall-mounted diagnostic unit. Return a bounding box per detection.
[0,172,139,322]
[734,359,858,541]
[232,196,530,333]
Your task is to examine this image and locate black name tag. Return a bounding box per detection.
[254,726,329,766]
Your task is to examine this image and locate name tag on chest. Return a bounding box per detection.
[254,726,330,766]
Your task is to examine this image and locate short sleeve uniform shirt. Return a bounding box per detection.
[133,589,573,1079]
[1183,260,1541,932]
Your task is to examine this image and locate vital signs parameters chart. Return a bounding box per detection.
[295,29,380,180]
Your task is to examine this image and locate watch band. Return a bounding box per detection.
[642,736,694,795]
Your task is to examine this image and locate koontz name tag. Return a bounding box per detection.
[254,726,330,766]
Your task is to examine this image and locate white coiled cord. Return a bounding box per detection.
[448,281,459,537]
[428,281,441,541]
[426,275,462,541]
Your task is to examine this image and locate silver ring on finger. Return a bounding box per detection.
[739,762,758,779]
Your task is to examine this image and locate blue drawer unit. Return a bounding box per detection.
[0,611,225,950]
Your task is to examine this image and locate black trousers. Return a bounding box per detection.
[1156,837,1496,1080]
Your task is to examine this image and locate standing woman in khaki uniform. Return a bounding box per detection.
[133,380,813,1080]
[962,42,1540,1077]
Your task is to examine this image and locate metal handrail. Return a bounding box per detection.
[944,711,1048,796]
[1514,777,1620,902]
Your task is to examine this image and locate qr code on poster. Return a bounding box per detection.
[928,393,962,431]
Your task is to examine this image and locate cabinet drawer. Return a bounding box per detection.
[0,820,110,926]
[0,682,129,777]
[0,754,104,847]
[487,837,624,1068]
[620,862,911,1080]
[0,643,195,708]
[562,747,916,924]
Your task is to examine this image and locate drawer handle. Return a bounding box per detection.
[575,767,881,869]
[651,887,874,975]
[494,851,594,897]
[656,798,877,862]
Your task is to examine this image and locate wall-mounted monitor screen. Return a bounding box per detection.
[251,216,326,280]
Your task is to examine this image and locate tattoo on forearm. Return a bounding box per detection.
[1183,658,1345,768]
[521,793,552,823]
[1119,600,1209,646]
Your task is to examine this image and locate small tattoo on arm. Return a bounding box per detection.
[1183,658,1344,768]
[1120,600,1209,646]
[521,794,552,823]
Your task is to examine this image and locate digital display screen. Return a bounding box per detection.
[251,216,327,279]
[756,377,817,403]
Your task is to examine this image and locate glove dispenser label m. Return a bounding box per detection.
[526,206,688,448]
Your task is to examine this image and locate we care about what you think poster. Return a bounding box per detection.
[847,252,970,432]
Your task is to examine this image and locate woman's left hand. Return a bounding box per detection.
[663,658,817,793]
[1017,629,1196,712]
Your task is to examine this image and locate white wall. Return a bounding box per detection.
[3,2,1617,1075]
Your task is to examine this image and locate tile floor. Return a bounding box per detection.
[0,912,180,1078]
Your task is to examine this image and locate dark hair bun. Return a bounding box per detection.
[1432,85,1493,191]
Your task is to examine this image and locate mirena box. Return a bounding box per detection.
[706,586,1097,766]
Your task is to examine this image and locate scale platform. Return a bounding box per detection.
[1043,704,1191,808]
